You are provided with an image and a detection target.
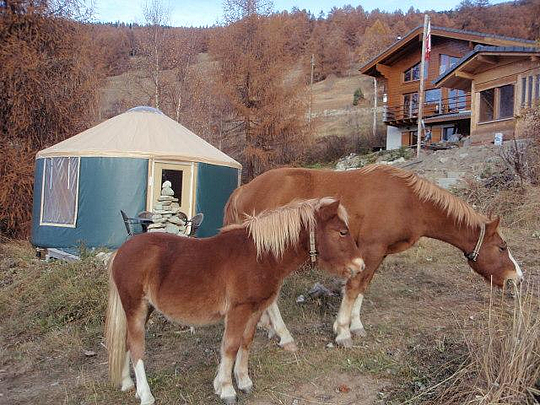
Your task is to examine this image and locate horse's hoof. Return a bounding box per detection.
[221,395,237,404]
[238,381,253,394]
[121,379,135,392]
[336,336,353,348]
[281,341,298,352]
[351,327,367,338]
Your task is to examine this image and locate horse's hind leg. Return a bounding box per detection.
[126,301,155,405]
[121,305,154,392]
[234,310,262,393]
[214,305,252,404]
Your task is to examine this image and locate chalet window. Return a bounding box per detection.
[528,76,534,106]
[404,62,428,82]
[521,77,527,105]
[499,84,514,119]
[403,92,419,117]
[442,126,459,142]
[439,54,460,75]
[479,88,495,122]
[41,157,80,226]
[425,89,441,104]
[449,89,467,110]
[479,84,514,123]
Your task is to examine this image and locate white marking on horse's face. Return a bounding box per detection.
[508,249,523,280]
[348,257,365,276]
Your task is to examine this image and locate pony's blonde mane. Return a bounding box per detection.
[223,197,347,259]
[359,164,486,228]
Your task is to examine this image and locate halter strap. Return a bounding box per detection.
[465,223,486,262]
[309,229,318,263]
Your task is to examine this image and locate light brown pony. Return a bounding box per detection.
[106,198,364,405]
[224,164,524,349]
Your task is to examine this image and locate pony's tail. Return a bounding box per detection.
[105,251,126,386]
[223,185,243,225]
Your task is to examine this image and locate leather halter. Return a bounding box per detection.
[464,223,486,262]
[309,229,318,263]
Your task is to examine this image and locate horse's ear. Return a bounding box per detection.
[486,216,500,236]
[318,200,340,221]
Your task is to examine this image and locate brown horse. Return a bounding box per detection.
[224,164,523,349]
[105,198,364,405]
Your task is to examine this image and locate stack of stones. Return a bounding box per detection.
[147,181,187,235]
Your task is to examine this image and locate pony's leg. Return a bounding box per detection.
[234,311,262,393]
[335,254,383,344]
[214,305,252,404]
[257,310,276,339]
[121,350,135,391]
[126,302,155,405]
[333,288,356,347]
[266,300,297,351]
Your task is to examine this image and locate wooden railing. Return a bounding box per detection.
[383,93,471,123]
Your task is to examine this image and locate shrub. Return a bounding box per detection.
[352,87,364,106]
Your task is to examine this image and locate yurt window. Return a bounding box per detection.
[40,157,80,227]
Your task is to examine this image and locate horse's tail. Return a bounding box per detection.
[223,185,244,225]
[104,251,126,386]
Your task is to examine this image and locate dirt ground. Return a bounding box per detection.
[2,222,538,405]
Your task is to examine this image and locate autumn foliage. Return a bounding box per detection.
[1,0,539,238]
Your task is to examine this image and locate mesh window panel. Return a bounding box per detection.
[498,84,514,119]
[42,157,79,225]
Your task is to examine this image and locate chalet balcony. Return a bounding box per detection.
[383,93,472,126]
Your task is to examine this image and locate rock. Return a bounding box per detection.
[148,223,165,229]
[154,203,163,210]
[157,196,174,201]
[160,200,172,206]
[296,294,306,303]
[165,224,180,234]
[151,214,162,221]
[170,202,180,210]
[308,282,334,298]
[84,350,96,357]
[162,187,174,196]
[326,342,335,348]
[168,216,184,225]
[148,228,166,232]
[439,157,449,164]
[162,181,172,188]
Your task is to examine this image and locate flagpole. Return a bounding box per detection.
[416,14,430,158]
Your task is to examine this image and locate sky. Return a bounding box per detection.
[94,0,508,27]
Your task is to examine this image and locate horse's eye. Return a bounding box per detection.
[339,230,348,236]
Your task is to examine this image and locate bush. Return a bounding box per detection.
[352,87,364,106]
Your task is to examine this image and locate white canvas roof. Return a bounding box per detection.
[36,107,241,169]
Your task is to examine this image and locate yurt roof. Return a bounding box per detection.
[36,107,241,169]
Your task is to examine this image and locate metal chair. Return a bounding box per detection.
[120,210,153,237]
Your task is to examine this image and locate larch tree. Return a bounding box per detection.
[210,0,309,180]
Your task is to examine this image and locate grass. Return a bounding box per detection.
[1,215,539,404]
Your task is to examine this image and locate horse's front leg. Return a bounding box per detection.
[266,299,297,351]
[214,305,252,404]
[234,309,263,393]
[334,254,382,345]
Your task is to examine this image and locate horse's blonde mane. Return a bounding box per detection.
[222,197,347,259]
[358,164,486,228]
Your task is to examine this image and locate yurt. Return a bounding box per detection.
[31,106,241,251]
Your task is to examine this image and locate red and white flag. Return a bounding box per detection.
[425,20,431,61]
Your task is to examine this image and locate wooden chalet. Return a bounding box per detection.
[434,45,540,144]
[360,26,537,149]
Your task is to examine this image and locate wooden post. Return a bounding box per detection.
[373,77,377,141]
[308,54,314,124]
[416,14,430,158]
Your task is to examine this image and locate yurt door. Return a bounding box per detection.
[151,162,195,217]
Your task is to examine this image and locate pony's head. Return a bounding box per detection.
[466,217,523,287]
[313,198,365,279]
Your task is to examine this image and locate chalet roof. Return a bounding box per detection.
[433,45,540,89]
[359,25,536,77]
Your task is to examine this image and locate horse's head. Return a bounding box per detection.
[467,217,523,287]
[314,199,365,279]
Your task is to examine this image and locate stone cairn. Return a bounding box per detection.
[147,181,187,235]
